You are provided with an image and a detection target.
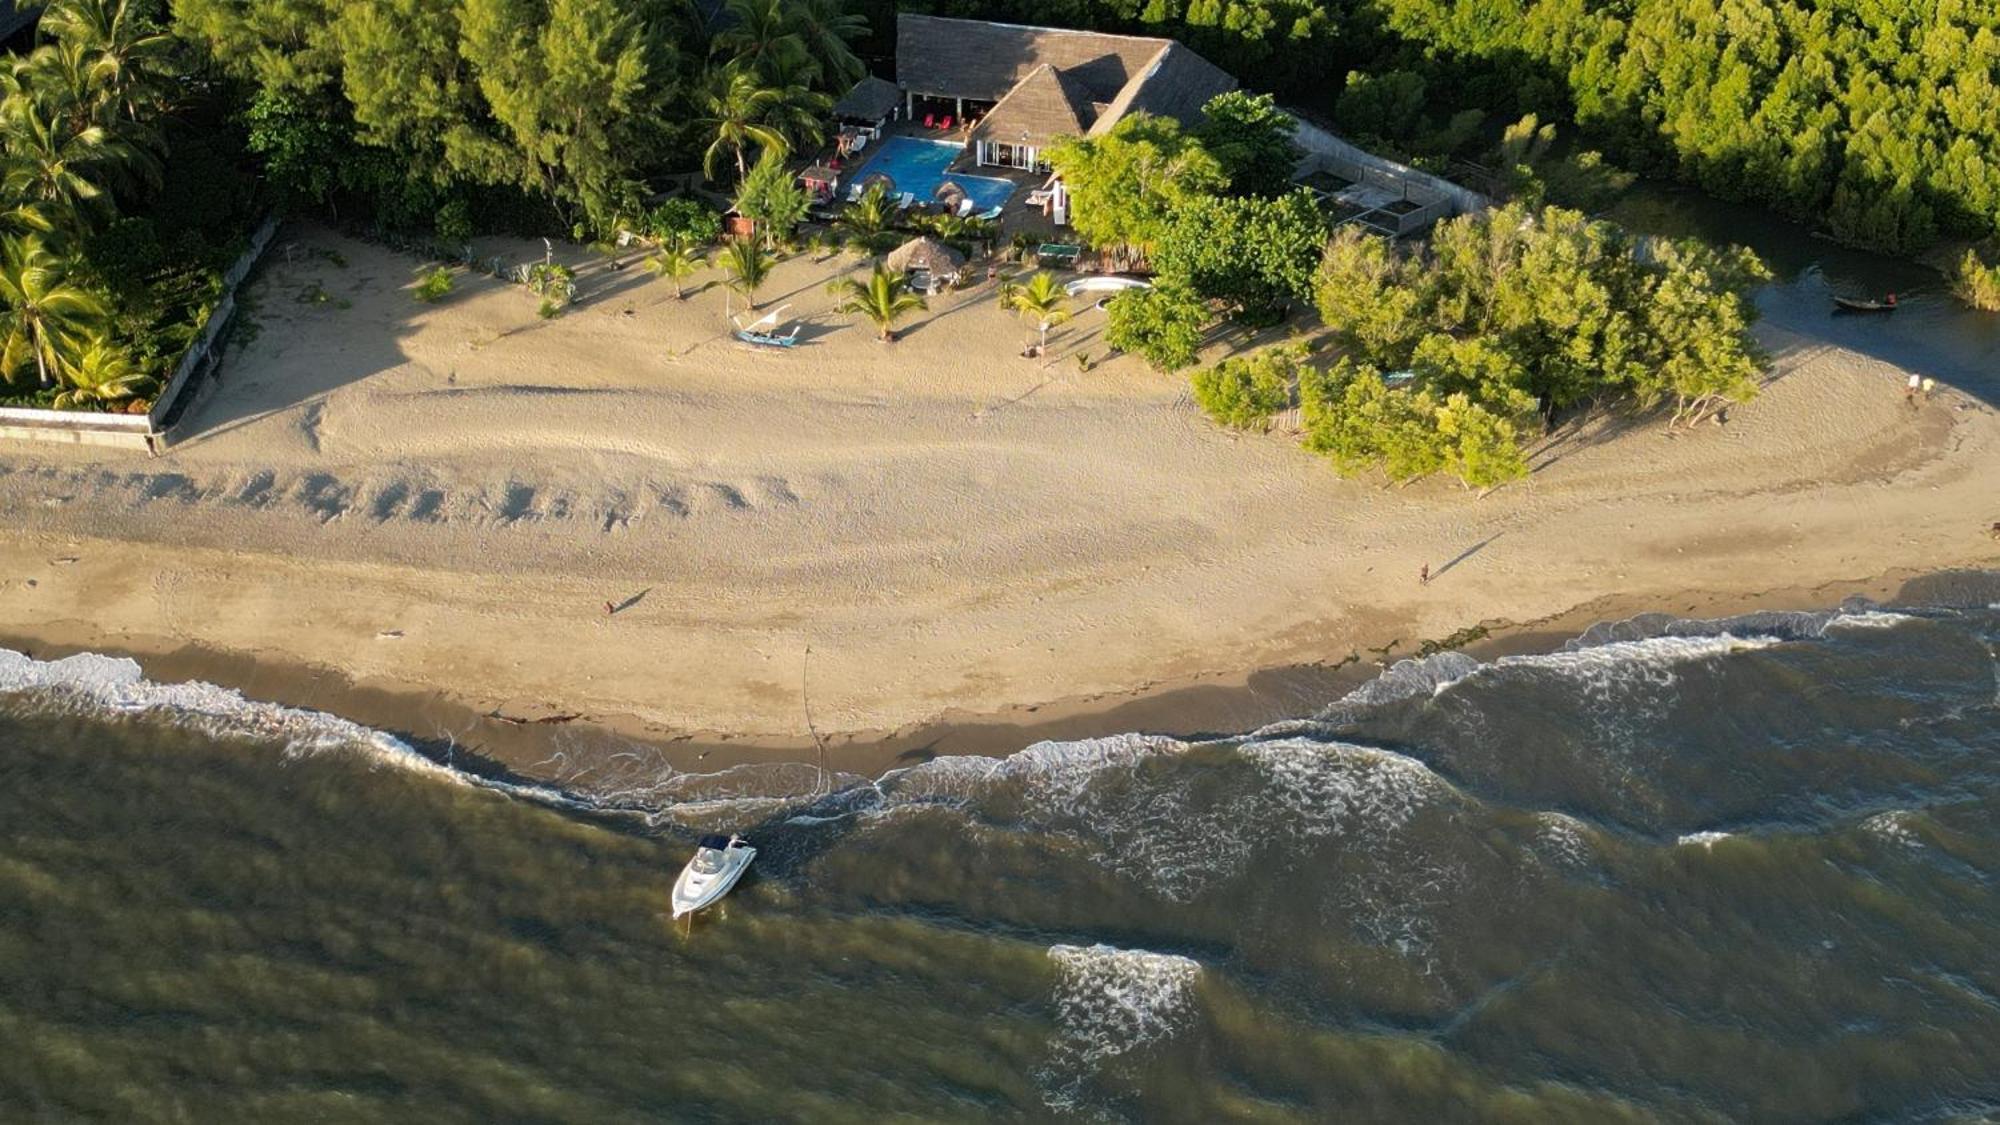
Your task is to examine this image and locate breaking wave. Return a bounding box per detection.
[0,647,582,810]
[1039,943,1201,1112]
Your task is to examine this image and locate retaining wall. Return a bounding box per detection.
[0,213,281,453]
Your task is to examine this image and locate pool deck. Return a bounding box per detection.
[805,120,1060,243]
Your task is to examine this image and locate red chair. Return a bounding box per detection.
[939,115,953,131]
[923,114,935,128]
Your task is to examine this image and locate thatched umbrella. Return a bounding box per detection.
[884,236,966,278]
[932,179,969,213]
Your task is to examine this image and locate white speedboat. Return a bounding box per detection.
[1063,275,1152,298]
[671,833,757,918]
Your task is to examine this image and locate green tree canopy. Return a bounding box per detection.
[1195,91,1300,198]
[1044,113,1226,259]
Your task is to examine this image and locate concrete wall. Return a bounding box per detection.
[0,214,280,453]
[1287,114,1490,226]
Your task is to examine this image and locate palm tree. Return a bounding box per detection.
[0,97,114,222]
[0,234,107,387]
[718,236,775,314]
[714,0,813,81]
[41,0,178,126]
[999,271,1073,356]
[789,0,869,90]
[829,262,927,342]
[52,333,153,409]
[644,238,707,300]
[697,63,790,184]
[756,50,832,157]
[835,182,899,256]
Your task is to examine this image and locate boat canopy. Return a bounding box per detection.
[698,833,733,850]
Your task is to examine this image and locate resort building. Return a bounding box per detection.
[894,14,1236,223]
[818,13,1480,239]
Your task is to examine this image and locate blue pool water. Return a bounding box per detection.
[844,137,1017,212]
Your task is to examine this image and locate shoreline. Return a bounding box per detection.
[0,566,1940,787]
[3,226,1998,777]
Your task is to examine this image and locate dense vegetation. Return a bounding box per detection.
[919,0,2000,255]
[0,0,260,410]
[1182,203,1770,489]
[175,0,865,236]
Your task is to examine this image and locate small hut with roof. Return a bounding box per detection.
[884,236,966,293]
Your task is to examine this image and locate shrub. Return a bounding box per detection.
[1191,346,1300,429]
[1105,284,1210,372]
[1952,249,2000,312]
[415,266,454,302]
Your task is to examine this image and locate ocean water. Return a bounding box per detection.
[4,583,1999,1122]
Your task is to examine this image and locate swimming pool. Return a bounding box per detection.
[844,137,1017,212]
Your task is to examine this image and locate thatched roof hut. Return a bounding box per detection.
[885,236,966,276]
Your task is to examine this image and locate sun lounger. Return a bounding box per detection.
[955,197,976,217]
[974,204,1003,221]
[938,116,953,130]
[895,191,916,210]
[923,114,935,128]
[846,183,862,202]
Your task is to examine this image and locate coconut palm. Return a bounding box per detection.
[644,238,707,300]
[714,0,813,80]
[0,234,107,387]
[718,236,775,314]
[756,50,831,155]
[999,271,1073,356]
[697,63,791,184]
[835,182,899,256]
[829,262,927,342]
[789,0,869,90]
[41,0,179,125]
[52,333,154,409]
[0,93,151,225]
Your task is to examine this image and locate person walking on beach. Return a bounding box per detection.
[605,600,616,616]
[1420,563,1430,586]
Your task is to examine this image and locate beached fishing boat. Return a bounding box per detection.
[671,833,757,918]
[1832,293,1897,312]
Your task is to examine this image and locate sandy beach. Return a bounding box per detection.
[2,224,1996,774]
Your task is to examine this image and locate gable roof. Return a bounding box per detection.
[897,14,1171,105]
[898,14,1239,152]
[966,64,1098,152]
[1086,41,1237,138]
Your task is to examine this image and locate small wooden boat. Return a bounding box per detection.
[733,305,799,347]
[1833,293,1897,312]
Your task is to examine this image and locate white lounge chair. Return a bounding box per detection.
[974,204,1003,221]
[846,183,863,202]
[895,191,916,210]
[955,197,976,217]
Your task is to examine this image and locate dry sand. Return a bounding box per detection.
[2,223,1996,769]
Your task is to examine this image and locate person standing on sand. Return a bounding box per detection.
[1906,374,1921,406]
[1420,564,1430,586]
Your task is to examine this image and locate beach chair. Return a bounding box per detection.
[938,116,953,131]
[846,183,862,202]
[895,191,916,210]
[923,114,935,128]
[955,197,976,217]
[974,204,1004,221]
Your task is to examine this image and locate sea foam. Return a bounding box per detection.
[1040,943,1201,1110]
[0,647,581,809]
